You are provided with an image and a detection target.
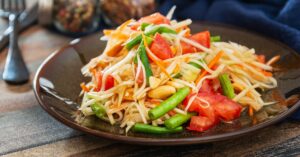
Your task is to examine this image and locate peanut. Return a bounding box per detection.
[148,85,176,99]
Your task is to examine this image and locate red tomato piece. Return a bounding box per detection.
[191,31,211,48]
[105,75,115,90]
[181,41,197,54]
[181,31,211,54]
[131,13,170,30]
[150,33,174,60]
[197,92,242,121]
[94,73,114,91]
[187,116,217,132]
[184,92,242,132]
[183,93,217,121]
[199,79,215,94]
[212,97,242,121]
[183,93,198,112]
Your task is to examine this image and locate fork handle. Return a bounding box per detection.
[2,14,29,84]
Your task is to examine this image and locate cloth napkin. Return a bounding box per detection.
[158,0,300,119]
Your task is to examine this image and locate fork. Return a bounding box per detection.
[1,0,29,84]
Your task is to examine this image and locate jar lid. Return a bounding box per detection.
[38,0,53,26]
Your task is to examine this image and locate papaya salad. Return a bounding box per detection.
[78,9,280,134]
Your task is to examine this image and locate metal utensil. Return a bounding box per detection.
[1,0,29,84]
[0,3,38,52]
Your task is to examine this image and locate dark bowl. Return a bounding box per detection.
[33,23,300,145]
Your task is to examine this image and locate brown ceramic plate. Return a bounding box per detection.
[33,23,300,145]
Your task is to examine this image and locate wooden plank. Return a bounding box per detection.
[248,135,300,157]
[0,106,81,155]
[3,121,300,157]
[0,26,71,113]
[2,136,113,157]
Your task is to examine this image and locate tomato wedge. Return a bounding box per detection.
[197,92,242,121]
[150,33,174,60]
[181,31,211,54]
[131,13,170,30]
[95,73,114,91]
[183,93,217,121]
[181,41,197,54]
[199,79,215,94]
[183,92,242,132]
[105,75,115,90]
[191,31,211,48]
[187,116,216,132]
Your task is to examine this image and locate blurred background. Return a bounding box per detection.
[1,0,299,84]
[1,0,299,51]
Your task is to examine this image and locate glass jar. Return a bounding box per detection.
[100,0,155,26]
[38,0,100,36]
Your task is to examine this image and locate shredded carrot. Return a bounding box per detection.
[195,50,224,84]
[256,55,265,63]
[262,70,273,77]
[266,55,280,66]
[248,106,254,117]
[233,83,244,91]
[80,83,90,92]
[142,34,173,80]
[246,92,252,97]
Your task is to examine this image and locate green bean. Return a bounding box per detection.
[211,35,221,42]
[126,26,176,50]
[158,26,177,34]
[138,40,153,85]
[126,34,153,51]
[126,35,142,50]
[145,35,153,45]
[219,73,235,99]
[164,112,197,129]
[91,102,106,118]
[141,23,150,31]
[148,87,190,120]
[133,36,153,64]
[132,123,183,134]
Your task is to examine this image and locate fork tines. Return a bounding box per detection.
[0,0,26,15]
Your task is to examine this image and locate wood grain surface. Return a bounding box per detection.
[1,20,300,157]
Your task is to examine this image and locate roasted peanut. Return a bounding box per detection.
[148,85,176,99]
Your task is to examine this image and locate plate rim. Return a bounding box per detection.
[33,22,300,145]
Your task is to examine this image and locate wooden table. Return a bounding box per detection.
[1,22,300,157]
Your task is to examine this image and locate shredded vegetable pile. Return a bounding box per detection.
[78,7,280,134]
